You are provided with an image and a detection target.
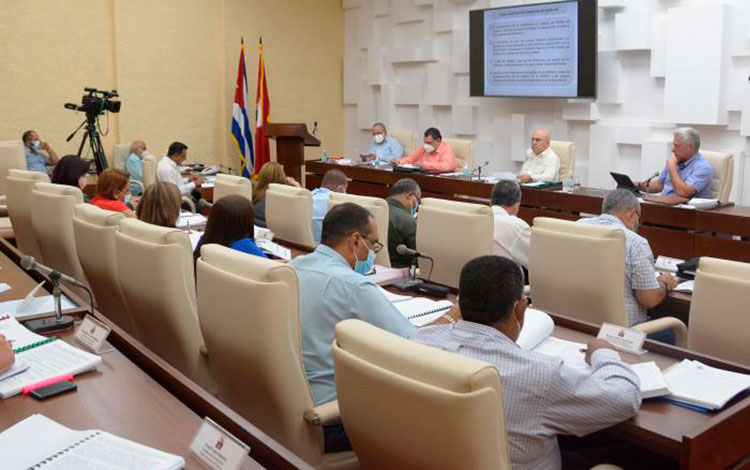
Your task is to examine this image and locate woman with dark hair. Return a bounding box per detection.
[193,194,267,261]
[51,155,91,201]
[90,168,136,217]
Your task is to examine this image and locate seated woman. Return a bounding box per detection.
[90,169,136,217]
[193,194,267,260]
[252,161,300,228]
[136,181,182,227]
[51,155,91,201]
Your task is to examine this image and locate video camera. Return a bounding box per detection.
[64,87,121,117]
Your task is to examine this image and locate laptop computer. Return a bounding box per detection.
[610,172,640,194]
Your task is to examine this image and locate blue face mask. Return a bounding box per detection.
[32,140,41,151]
[410,194,420,217]
[124,193,132,205]
[353,237,376,275]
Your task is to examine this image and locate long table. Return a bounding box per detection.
[306,160,750,263]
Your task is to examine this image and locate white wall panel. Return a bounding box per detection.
[510,114,527,163]
[597,51,623,104]
[451,105,478,135]
[640,140,671,181]
[451,29,470,74]
[588,125,618,189]
[615,11,651,51]
[650,17,667,78]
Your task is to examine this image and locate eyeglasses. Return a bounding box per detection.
[360,236,384,254]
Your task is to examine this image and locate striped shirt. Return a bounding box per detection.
[412,321,640,470]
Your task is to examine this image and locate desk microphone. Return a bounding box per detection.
[643,171,659,191]
[396,244,429,259]
[21,256,87,289]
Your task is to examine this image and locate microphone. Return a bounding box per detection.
[20,256,87,289]
[312,121,318,136]
[643,171,659,191]
[396,244,430,259]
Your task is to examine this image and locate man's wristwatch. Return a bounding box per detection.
[441,313,457,324]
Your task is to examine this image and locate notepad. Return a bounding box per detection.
[394,298,453,327]
[631,361,671,399]
[0,414,185,470]
[516,309,589,370]
[664,360,750,411]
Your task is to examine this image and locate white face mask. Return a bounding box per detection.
[373,133,385,144]
[423,143,435,153]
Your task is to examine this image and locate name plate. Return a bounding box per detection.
[190,417,250,470]
[597,323,646,355]
[74,315,111,353]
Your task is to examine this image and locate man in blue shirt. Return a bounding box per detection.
[638,127,713,199]
[22,130,60,173]
[124,139,148,195]
[311,169,348,245]
[362,122,404,164]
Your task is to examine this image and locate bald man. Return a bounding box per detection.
[517,129,560,183]
[124,139,149,195]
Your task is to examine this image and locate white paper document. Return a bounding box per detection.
[631,361,670,399]
[394,298,453,327]
[664,360,750,410]
[673,280,694,293]
[0,282,78,321]
[256,239,291,261]
[516,308,555,350]
[176,212,208,229]
[377,286,412,303]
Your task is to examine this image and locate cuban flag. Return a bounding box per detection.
[231,38,254,178]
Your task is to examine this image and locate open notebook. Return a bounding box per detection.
[664,360,750,411]
[0,414,184,470]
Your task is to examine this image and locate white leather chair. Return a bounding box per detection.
[142,153,158,189]
[415,198,493,289]
[111,143,130,170]
[6,169,49,259]
[529,218,686,345]
[0,140,27,205]
[701,150,733,201]
[328,192,390,267]
[688,257,750,365]
[214,173,252,202]
[550,140,576,183]
[266,183,315,249]
[30,183,89,296]
[389,129,415,155]
[72,204,137,338]
[443,138,474,170]
[115,218,214,392]
[196,244,357,469]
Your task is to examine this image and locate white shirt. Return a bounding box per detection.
[156,156,194,196]
[520,146,560,182]
[492,206,531,267]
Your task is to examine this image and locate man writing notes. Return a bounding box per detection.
[517,129,560,183]
[413,256,640,470]
[637,127,713,198]
[491,180,530,269]
[361,122,403,164]
[579,190,679,342]
[393,127,457,172]
[387,178,421,268]
[22,130,60,173]
[311,169,348,245]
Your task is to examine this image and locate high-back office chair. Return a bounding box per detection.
[688,257,750,365]
[214,173,252,202]
[550,140,576,183]
[332,319,511,470]
[111,143,130,170]
[141,153,158,188]
[30,183,89,295]
[442,138,474,170]
[195,244,357,469]
[530,217,686,344]
[266,183,315,249]
[115,218,214,392]
[0,140,27,204]
[72,204,137,338]
[415,198,493,289]
[6,169,49,259]
[389,129,415,155]
[701,150,733,201]
[329,192,390,267]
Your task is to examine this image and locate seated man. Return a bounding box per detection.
[156,141,204,208]
[413,255,640,470]
[124,139,149,195]
[578,190,679,335]
[491,180,530,269]
[518,129,560,183]
[386,178,421,268]
[393,127,457,172]
[637,127,713,199]
[312,169,348,245]
[22,130,60,173]
[362,122,404,164]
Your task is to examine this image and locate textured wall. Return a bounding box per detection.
[0,0,344,169]
[343,0,750,204]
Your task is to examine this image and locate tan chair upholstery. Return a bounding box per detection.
[214,173,252,202]
[266,183,315,249]
[6,169,49,259]
[530,218,686,344]
[389,129,415,155]
[115,218,214,392]
[701,150,733,201]
[196,245,356,468]
[142,153,157,188]
[111,143,131,170]
[30,183,88,294]
[688,257,750,365]
[333,319,511,470]
[72,204,137,338]
[415,198,493,288]
[329,192,390,267]
[0,140,27,198]
[442,137,474,170]
[550,140,576,183]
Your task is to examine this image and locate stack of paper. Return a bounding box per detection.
[176,212,207,229]
[655,256,684,273]
[664,360,750,410]
[673,280,694,293]
[517,309,589,370]
[687,198,720,209]
[631,362,670,399]
[0,280,77,321]
[256,239,291,261]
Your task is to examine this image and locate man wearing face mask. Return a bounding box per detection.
[362,122,403,163]
[22,130,60,173]
[413,256,640,470]
[393,127,458,172]
[386,178,421,268]
[578,190,678,336]
[124,139,149,195]
[312,169,349,245]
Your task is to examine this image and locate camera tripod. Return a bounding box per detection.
[66,114,108,174]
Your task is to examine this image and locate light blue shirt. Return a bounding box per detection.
[366,135,404,163]
[124,153,144,195]
[25,148,49,173]
[311,187,332,245]
[658,152,713,198]
[288,244,416,405]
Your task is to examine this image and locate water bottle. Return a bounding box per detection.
[564,175,575,193]
[462,163,469,177]
[321,149,329,163]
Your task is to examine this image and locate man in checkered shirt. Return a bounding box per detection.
[412,256,640,470]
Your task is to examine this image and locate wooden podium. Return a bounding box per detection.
[265,123,320,182]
